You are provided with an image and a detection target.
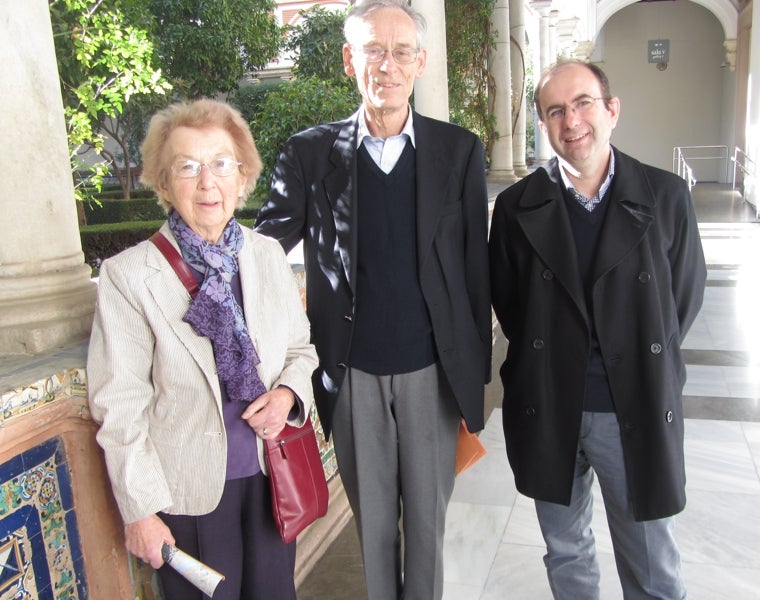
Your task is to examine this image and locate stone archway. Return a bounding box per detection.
[597,0,737,39]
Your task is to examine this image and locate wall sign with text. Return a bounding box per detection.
[648,39,669,63]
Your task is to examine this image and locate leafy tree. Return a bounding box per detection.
[98,94,172,195]
[150,0,283,99]
[233,5,357,204]
[50,0,171,203]
[445,0,497,161]
[229,79,288,126]
[285,6,350,86]
[250,76,359,204]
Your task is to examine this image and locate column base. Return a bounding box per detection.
[487,169,520,184]
[0,264,96,355]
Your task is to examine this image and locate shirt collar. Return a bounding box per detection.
[559,147,616,200]
[357,105,416,148]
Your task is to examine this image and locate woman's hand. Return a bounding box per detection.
[124,514,175,569]
[241,386,296,439]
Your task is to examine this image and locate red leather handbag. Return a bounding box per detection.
[264,418,329,543]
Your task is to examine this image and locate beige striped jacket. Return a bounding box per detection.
[87,222,317,524]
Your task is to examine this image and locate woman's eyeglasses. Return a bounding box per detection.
[169,157,242,178]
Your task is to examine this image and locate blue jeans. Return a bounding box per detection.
[534,412,686,600]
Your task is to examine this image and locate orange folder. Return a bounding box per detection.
[455,419,487,474]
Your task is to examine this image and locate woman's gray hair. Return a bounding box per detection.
[344,0,427,49]
[140,98,261,213]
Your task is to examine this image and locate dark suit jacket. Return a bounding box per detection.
[489,148,706,521]
[255,109,492,438]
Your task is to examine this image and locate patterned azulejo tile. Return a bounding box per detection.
[0,438,84,599]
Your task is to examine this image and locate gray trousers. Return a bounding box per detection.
[332,363,461,600]
[535,412,687,600]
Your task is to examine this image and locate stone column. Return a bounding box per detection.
[411,0,449,121]
[0,0,96,355]
[747,4,760,210]
[534,4,557,163]
[488,0,516,183]
[510,0,529,177]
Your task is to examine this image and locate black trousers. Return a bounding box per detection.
[158,472,296,600]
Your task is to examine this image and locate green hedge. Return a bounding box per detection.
[85,198,259,226]
[94,188,157,200]
[80,220,164,269]
[80,211,259,273]
[84,197,166,225]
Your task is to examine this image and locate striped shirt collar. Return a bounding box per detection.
[559,148,616,212]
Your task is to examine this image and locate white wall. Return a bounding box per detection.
[599,1,731,182]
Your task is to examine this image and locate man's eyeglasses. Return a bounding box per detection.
[544,97,605,122]
[169,157,242,178]
[355,46,420,65]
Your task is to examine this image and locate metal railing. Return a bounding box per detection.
[731,146,758,218]
[731,146,756,190]
[673,147,696,189]
[672,145,730,189]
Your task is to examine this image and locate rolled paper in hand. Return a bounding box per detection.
[161,542,225,596]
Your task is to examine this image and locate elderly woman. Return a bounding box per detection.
[87,99,317,600]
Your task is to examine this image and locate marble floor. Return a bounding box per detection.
[297,183,760,600]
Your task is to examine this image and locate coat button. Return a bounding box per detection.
[532,338,545,350]
[337,362,347,369]
[665,410,673,423]
[650,343,662,355]
[343,314,353,322]
[542,269,554,280]
[525,407,536,417]
[638,272,651,283]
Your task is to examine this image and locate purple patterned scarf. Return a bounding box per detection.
[168,211,267,403]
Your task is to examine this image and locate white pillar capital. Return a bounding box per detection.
[573,41,596,62]
[724,39,737,71]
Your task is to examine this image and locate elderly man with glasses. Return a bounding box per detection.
[254,1,491,598]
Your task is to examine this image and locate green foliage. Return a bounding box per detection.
[524,58,535,161]
[80,219,164,269]
[50,0,172,203]
[285,6,350,85]
[150,0,283,99]
[83,196,164,224]
[98,93,172,198]
[237,6,357,202]
[80,206,259,270]
[229,79,289,125]
[445,0,497,161]
[250,77,360,201]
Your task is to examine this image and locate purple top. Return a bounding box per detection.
[190,265,261,480]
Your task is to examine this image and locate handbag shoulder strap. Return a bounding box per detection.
[149,231,200,299]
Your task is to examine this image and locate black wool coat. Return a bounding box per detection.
[488,148,706,521]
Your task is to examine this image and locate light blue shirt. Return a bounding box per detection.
[560,148,616,212]
[357,106,416,174]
